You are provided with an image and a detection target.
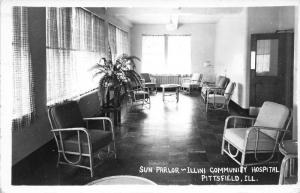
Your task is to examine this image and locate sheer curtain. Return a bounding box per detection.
[46,8,75,105]
[167,35,191,74]
[108,24,117,60]
[142,35,191,74]
[12,7,36,129]
[142,35,165,73]
[46,8,105,105]
[116,28,129,56]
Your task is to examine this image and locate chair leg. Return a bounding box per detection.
[221,138,225,155]
[279,156,289,184]
[241,151,246,166]
[107,145,111,155]
[226,103,230,113]
[113,142,117,159]
[89,154,94,178]
[56,152,61,167]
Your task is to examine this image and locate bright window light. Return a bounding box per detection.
[142,35,191,74]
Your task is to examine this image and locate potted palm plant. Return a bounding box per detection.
[91,51,140,108]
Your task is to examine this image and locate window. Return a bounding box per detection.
[142,35,165,73]
[142,35,191,74]
[12,7,36,129]
[108,24,117,60]
[167,36,191,74]
[116,27,129,56]
[46,8,105,105]
[256,39,278,76]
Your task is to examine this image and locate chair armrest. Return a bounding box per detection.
[202,82,216,87]
[51,127,90,164]
[83,117,114,134]
[51,127,88,133]
[224,115,256,129]
[83,117,113,122]
[51,127,91,149]
[206,87,224,93]
[249,126,286,132]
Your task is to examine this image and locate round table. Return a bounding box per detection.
[87,175,156,185]
[160,84,180,102]
[278,140,298,184]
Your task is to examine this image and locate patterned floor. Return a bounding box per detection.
[12,91,283,185]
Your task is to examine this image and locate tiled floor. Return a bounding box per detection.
[12,91,283,185]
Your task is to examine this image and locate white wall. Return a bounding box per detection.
[214,9,248,108]
[130,23,216,82]
[278,7,295,30]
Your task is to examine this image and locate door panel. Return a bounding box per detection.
[250,32,293,107]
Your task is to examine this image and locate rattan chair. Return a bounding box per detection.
[221,101,292,167]
[126,70,151,109]
[181,73,203,94]
[48,101,116,177]
[205,82,236,112]
[201,75,230,101]
[140,73,157,94]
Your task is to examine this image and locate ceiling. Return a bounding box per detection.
[106,7,244,25]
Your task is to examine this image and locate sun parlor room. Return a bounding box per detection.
[0,0,299,189]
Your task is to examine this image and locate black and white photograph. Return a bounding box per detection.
[0,0,299,192]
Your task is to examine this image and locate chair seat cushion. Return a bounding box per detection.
[182,82,198,88]
[224,128,276,152]
[134,91,149,101]
[207,94,226,104]
[62,130,112,154]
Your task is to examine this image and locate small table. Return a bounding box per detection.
[161,84,180,102]
[87,175,156,185]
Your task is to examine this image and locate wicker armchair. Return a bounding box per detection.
[221,101,292,167]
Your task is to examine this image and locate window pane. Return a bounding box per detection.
[46,8,104,105]
[167,36,191,74]
[142,36,165,74]
[12,7,36,129]
[256,39,278,76]
[116,28,129,56]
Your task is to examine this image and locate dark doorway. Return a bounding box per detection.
[250,32,294,108]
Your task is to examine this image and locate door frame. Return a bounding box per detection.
[250,32,294,108]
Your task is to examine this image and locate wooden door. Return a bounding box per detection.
[250,32,294,107]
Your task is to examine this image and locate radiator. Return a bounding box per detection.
[154,75,181,87]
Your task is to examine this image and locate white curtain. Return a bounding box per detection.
[46,7,105,105]
[167,35,191,74]
[116,28,129,56]
[142,35,165,74]
[108,24,117,60]
[142,35,191,74]
[12,7,36,130]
